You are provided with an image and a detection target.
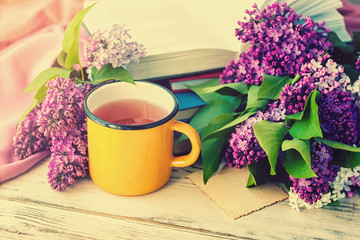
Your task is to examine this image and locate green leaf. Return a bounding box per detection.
[245,85,268,112]
[291,74,301,85]
[246,158,271,187]
[315,137,360,168]
[328,200,341,206]
[204,111,256,140]
[201,113,234,141]
[90,65,135,84]
[253,121,289,175]
[282,139,317,178]
[257,74,292,100]
[202,138,226,184]
[17,82,48,132]
[23,68,73,93]
[188,80,248,96]
[315,138,360,152]
[177,100,235,142]
[63,3,96,69]
[212,82,248,96]
[246,171,257,187]
[287,90,323,139]
[333,151,360,168]
[187,78,243,107]
[57,50,67,67]
[327,31,356,54]
[353,31,360,51]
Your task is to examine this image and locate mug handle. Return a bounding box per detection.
[171,120,201,167]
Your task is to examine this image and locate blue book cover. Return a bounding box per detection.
[174,92,206,111]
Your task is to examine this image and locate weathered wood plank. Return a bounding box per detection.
[1,158,359,239]
[0,198,234,240]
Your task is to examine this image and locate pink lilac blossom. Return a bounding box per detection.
[47,122,88,191]
[35,76,91,190]
[220,2,332,85]
[13,107,50,159]
[225,111,269,168]
[290,141,339,205]
[84,24,146,70]
[265,100,286,122]
[300,54,349,94]
[37,77,91,137]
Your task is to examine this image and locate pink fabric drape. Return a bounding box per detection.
[0,0,87,182]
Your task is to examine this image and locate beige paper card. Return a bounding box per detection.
[188,167,289,220]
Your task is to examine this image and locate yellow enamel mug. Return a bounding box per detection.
[84,81,201,196]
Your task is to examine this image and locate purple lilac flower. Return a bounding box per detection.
[348,77,360,109]
[330,165,360,201]
[345,173,360,198]
[319,90,360,146]
[356,56,360,71]
[300,54,349,94]
[84,24,146,70]
[279,78,316,115]
[37,77,91,138]
[265,100,286,122]
[13,107,50,159]
[33,76,91,191]
[278,54,350,116]
[225,111,269,168]
[220,2,332,85]
[47,122,88,191]
[290,141,339,205]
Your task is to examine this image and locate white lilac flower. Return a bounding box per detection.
[84,24,146,71]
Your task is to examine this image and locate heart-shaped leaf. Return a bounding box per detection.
[246,158,271,187]
[204,111,256,140]
[315,137,360,168]
[202,138,227,184]
[201,113,234,141]
[287,90,322,139]
[282,139,317,178]
[253,120,289,175]
[57,50,67,67]
[212,82,248,96]
[257,74,293,100]
[63,3,96,70]
[245,85,268,112]
[177,100,235,142]
[187,79,243,107]
[90,65,134,84]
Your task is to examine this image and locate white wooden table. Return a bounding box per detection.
[0,157,359,240]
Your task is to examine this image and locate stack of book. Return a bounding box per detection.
[83,0,350,122]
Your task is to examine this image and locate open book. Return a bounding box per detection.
[83,0,265,81]
[261,0,351,42]
[83,0,350,81]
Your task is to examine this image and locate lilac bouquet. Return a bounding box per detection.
[186,2,360,210]
[13,4,146,191]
